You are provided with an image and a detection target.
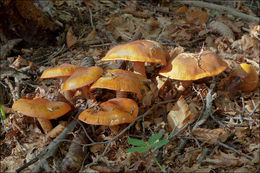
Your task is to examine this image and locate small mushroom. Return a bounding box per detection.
[62,66,104,101]
[40,63,81,104]
[102,40,169,78]
[78,98,139,126]
[159,51,228,90]
[90,69,143,98]
[12,98,71,133]
[219,63,258,92]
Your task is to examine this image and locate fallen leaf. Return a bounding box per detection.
[167,96,198,130]
[66,27,77,50]
[193,128,230,144]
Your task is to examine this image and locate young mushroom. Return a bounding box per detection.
[40,63,81,104]
[12,98,71,133]
[102,40,169,78]
[62,66,104,101]
[78,98,138,126]
[90,69,143,99]
[219,63,258,92]
[159,51,228,90]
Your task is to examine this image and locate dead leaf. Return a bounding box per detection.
[176,6,188,14]
[193,128,230,144]
[186,10,209,26]
[66,27,77,50]
[203,150,245,167]
[167,96,198,130]
[209,21,235,41]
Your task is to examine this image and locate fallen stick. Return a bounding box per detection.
[179,1,259,23]
[16,115,79,173]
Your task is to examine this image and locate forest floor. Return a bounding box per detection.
[0,0,259,172]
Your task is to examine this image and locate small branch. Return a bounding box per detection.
[249,101,259,116]
[216,142,253,160]
[178,1,259,22]
[16,113,79,173]
[196,148,209,165]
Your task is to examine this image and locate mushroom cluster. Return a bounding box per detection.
[13,39,254,134]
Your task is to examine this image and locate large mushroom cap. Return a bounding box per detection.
[40,63,81,79]
[62,66,104,91]
[219,63,258,92]
[102,40,168,65]
[90,69,143,97]
[78,98,139,126]
[159,51,228,80]
[12,98,71,119]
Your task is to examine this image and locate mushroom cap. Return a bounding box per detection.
[221,63,258,92]
[90,69,143,97]
[62,66,104,91]
[159,51,228,80]
[102,40,168,65]
[40,63,81,79]
[78,98,139,126]
[12,98,71,119]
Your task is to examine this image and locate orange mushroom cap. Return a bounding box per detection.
[62,66,104,91]
[159,51,228,80]
[219,63,258,92]
[40,63,81,79]
[78,98,139,126]
[90,69,143,97]
[12,98,71,119]
[102,40,168,65]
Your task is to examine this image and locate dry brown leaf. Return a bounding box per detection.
[176,6,188,14]
[232,35,259,58]
[203,150,244,167]
[167,96,198,130]
[66,27,77,50]
[186,10,209,26]
[10,55,28,69]
[193,128,230,144]
[209,21,235,41]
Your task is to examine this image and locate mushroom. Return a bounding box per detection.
[159,51,228,90]
[219,63,258,92]
[90,69,143,98]
[78,98,138,126]
[102,40,169,78]
[12,98,71,133]
[62,66,104,101]
[40,63,81,104]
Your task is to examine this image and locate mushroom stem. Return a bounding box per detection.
[133,62,146,78]
[63,90,76,105]
[176,81,192,91]
[82,86,96,101]
[116,91,127,98]
[37,118,53,134]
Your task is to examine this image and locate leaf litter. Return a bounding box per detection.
[0,0,259,172]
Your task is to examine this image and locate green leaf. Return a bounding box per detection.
[0,104,5,120]
[151,139,169,148]
[148,133,163,145]
[126,146,150,153]
[127,138,147,147]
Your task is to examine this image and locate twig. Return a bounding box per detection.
[249,101,259,116]
[16,114,79,173]
[178,0,259,22]
[216,141,253,160]
[88,8,94,29]
[239,94,245,124]
[197,148,209,165]
[192,88,215,131]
